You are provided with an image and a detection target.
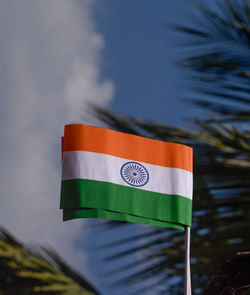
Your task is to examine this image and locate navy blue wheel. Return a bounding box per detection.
[120,162,149,187]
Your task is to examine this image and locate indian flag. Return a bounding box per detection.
[60,124,193,230]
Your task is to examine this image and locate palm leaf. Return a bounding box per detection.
[89,1,250,294]
[0,227,100,295]
[92,108,250,294]
[175,0,250,122]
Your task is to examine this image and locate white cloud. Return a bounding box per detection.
[0,0,114,276]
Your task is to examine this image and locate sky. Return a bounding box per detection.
[0,1,202,294]
[96,0,198,125]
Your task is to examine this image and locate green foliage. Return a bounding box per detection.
[0,227,100,295]
[92,1,250,294]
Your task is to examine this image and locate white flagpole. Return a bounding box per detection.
[184,226,192,295]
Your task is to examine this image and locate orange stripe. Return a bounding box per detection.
[62,124,193,172]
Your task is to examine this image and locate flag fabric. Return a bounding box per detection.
[60,124,193,230]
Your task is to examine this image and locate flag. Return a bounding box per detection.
[60,124,193,230]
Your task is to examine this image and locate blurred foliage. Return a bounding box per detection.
[0,227,100,295]
[202,252,250,295]
[91,0,250,294]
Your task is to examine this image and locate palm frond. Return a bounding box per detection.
[92,108,250,294]
[174,0,250,123]
[89,1,250,294]
[0,227,100,295]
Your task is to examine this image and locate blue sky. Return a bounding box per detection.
[95,0,199,125]
[0,1,204,294]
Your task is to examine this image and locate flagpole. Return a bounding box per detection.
[184,226,192,295]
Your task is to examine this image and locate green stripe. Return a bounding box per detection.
[63,208,185,230]
[60,179,192,227]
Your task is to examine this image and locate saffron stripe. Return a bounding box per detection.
[62,124,193,172]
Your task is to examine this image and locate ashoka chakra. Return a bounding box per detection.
[120,162,149,187]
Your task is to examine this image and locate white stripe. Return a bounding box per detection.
[62,151,193,200]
